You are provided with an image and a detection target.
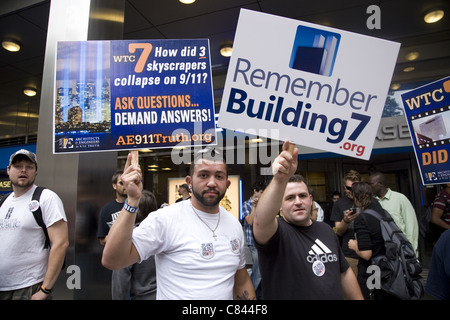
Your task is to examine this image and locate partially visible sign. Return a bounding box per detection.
[401,76,450,184]
[53,39,216,153]
[218,9,400,160]
[0,178,12,194]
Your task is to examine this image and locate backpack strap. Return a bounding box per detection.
[1,188,50,249]
[364,208,383,221]
[365,208,394,222]
[31,186,51,250]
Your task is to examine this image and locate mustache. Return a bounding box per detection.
[202,188,219,195]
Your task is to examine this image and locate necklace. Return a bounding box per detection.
[191,204,220,241]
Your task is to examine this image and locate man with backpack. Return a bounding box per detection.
[0,149,68,300]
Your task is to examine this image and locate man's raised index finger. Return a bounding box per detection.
[130,150,139,166]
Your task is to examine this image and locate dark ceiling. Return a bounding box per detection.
[0,0,449,144]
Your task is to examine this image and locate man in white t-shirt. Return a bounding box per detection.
[102,148,255,300]
[0,149,68,300]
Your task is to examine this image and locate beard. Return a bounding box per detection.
[12,178,35,190]
[191,187,225,208]
[117,190,127,198]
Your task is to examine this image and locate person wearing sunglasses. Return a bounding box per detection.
[330,170,362,278]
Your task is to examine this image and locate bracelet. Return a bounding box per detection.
[123,199,139,214]
[40,285,52,295]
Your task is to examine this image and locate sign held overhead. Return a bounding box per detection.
[53,39,216,154]
[218,9,400,160]
[401,76,450,185]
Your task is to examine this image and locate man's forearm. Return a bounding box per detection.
[335,220,349,236]
[233,268,256,300]
[43,240,68,290]
[253,179,285,245]
[255,180,284,225]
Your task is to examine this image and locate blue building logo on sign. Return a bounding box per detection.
[289,25,341,77]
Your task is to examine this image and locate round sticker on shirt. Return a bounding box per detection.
[29,200,40,212]
[200,242,215,260]
[230,239,240,254]
[312,260,326,277]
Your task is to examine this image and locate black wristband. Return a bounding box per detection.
[40,285,52,294]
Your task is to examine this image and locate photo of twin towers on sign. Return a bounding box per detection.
[54,41,111,135]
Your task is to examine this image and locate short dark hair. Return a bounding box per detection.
[332,190,341,197]
[112,170,123,184]
[179,183,189,190]
[369,172,386,186]
[287,174,310,194]
[288,174,307,184]
[189,147,227,177]
[252,181,266,192]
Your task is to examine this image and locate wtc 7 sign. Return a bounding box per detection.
[218,9,400,160]
[53,39,216,153]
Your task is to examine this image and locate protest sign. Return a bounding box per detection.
[218,9,400,160]
[53,39,216,153]
[401,76,450,184]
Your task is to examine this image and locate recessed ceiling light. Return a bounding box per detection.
[179,0,196,4]
[405,51,419,61]
[390,83,401,90]
[424,9,444,23]
[23,87,37,97]
[220,43,233,57]
[90,9,124,23]
[2,39,21,52]
[403,66,415,73]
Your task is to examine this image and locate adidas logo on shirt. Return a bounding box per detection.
[306,239,337,264]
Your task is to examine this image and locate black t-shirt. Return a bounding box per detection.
[330,195,359,258]
[97,200,124,238]
[255,218,350,300]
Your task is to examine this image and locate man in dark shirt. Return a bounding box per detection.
[253,141,363,300]
[97,170,127,246]
[330,170,361,277]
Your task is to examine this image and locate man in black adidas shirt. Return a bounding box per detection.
[253,141,363,300]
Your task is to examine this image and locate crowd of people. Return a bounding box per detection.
[0,146,449,300]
